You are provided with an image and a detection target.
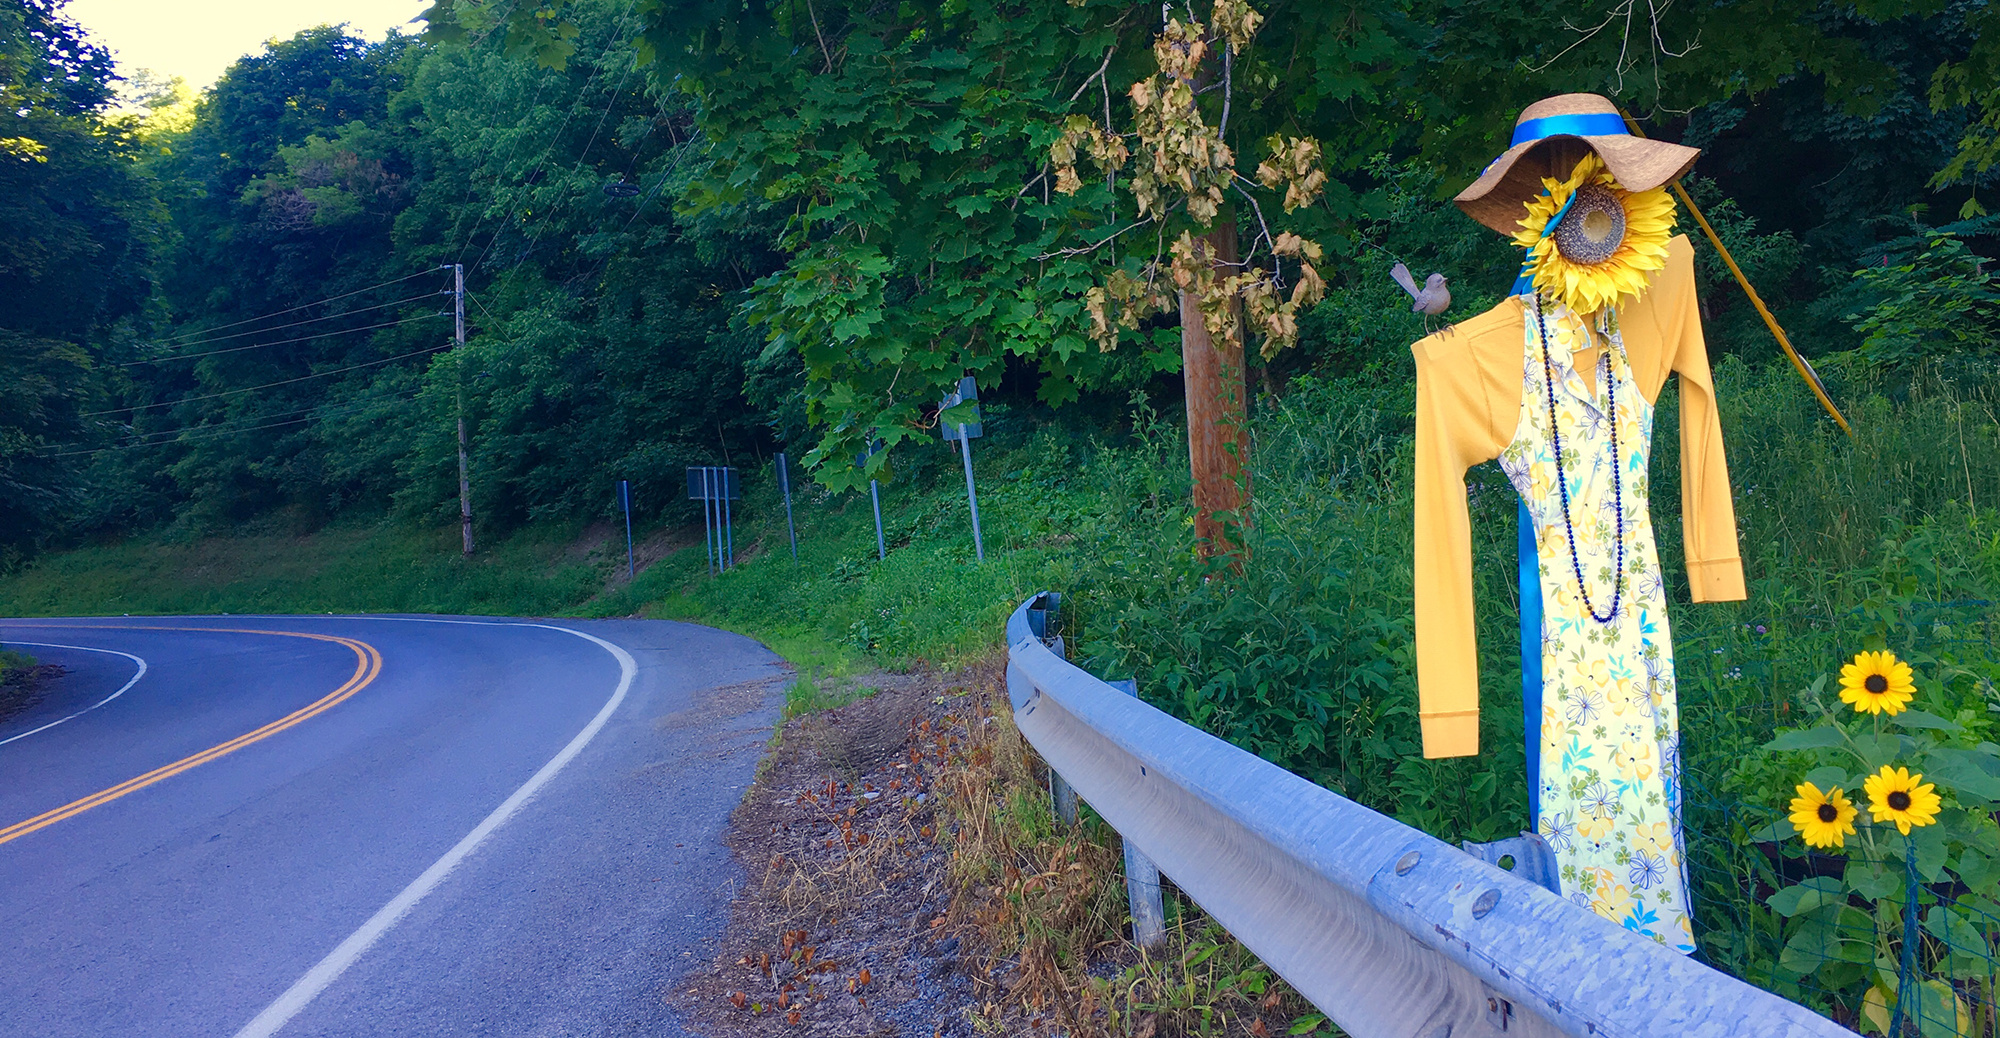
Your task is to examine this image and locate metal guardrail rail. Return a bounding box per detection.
[1004,592,1851,1038]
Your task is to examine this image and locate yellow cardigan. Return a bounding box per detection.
[1410,234,1746,759]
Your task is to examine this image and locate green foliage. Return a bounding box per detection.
[1844,219,2000,371]
[0,0,154,555]
[1072,372,1528,843]
[1735,653,2000,1029]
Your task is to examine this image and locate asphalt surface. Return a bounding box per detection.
[0,615,788,1037]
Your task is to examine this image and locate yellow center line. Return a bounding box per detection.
[0,627,384,846]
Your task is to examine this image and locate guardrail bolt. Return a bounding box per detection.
[1471,888,1501,919]
[1395,851,1421,876]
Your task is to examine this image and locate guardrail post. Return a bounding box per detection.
[1051,771,1079,827]
[1111,678,1167,950]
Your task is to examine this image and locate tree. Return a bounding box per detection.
[0,0,151,557]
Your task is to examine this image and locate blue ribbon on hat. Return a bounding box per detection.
[1510,111,1629,147]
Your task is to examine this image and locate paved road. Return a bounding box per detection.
[0,615,787,1037]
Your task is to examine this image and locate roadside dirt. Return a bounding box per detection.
[667,661,1319,1038]
[0,662,64,727]
[668,667,987,1037]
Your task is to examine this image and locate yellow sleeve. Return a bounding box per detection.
[1412,303,1524,759]
[1628,237,1747,602]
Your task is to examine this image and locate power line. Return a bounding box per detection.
[43,398,351,454]
[41,396,420,460]
[463,0,645,278]
[147,269,444,345]
[84,344,452,417]
[118,311,448,367]
[125,293,447,362]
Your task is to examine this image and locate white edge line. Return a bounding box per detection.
[0,642,148,747]
[231,621,638,1038]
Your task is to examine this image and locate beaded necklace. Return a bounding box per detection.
[1532,295,1624,624]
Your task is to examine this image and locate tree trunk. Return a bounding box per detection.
[1179,221,1248,565]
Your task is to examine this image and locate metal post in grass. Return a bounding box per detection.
[722,468,735,570]
[620,479,634,579]
[858,440,885,561]
[870,480,885,561]
[1110,677,1167,950]
[689,467,716,574]
[777,453,798,563]
[939,375,985,562]
[703,469,715,573]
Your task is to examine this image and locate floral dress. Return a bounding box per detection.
[1496,299,1694,954]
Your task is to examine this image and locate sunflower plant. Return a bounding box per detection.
[1750,650,2000,1035]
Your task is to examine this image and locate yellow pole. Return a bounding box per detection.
[1620,114,1853,436]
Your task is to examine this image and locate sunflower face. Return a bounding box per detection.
[1839,650,1915,715]
[1511,153,1676,317]
[1864,766,1941,835]
[1555,185,1626,265]
[1788,782,1857,849]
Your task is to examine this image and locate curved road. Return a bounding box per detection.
[0,615,786,1037]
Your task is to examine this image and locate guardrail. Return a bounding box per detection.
[1004,591,1850,1038]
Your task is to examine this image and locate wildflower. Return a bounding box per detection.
[1864,766,1941,835]
[1787,782,1857,849]
[1838,650,1915,715]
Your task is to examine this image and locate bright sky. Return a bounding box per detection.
[67,0,432,90]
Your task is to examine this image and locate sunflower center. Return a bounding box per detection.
[1553,184,1627,265]
[1582,208,1615,241]
[1888,791,1911,811]
[1817,803,1838,822]
[1865,674,1888,694]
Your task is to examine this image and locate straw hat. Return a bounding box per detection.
[1454,93,1700,235]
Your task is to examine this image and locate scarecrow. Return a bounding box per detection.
[1411,93,1746,952]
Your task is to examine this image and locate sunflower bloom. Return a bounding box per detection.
[1864,766,1941,835]
[1839,650,1915,715]
[1788,782,1858,849]
[1511,153,1676,317]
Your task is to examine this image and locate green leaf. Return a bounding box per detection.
[1914,978,1971,1038]
[1288,1014,1329,1036]
[1923,907,1992,980]
[1889,709,1962,733]
[1804,765,1853,792]
[1852,731,1908,769]
[1766,727,1846,752]
[1846,859,1902,901]
[1781,906,1877,974]
[1951,846,2000,891]
[1748,817,1798,843]
[1909,823,1951,882]
[1768,877,1846,917]
[1922,747,2000,802]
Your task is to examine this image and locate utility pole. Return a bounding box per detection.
[453,263,473,557]
[1180,223,1247,566]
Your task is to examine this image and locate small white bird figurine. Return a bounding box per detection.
[1391,262,1452,334]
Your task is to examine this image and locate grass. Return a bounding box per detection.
[0,517,609,618]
